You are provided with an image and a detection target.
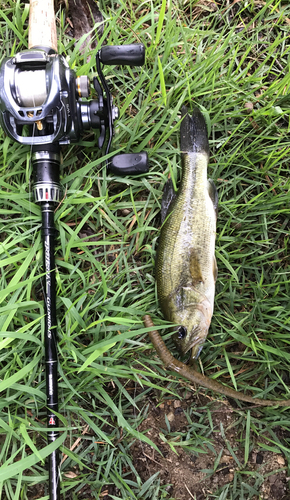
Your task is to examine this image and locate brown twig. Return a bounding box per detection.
[61,424,90,464]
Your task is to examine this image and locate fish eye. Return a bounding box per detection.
[177,326,187,339]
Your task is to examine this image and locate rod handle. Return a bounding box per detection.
[28,0,57,53]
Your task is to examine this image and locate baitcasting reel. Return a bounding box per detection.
[0,44,148,175]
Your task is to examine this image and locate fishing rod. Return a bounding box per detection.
[0,1,148,498]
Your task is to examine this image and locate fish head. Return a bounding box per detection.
[172,293,213,361]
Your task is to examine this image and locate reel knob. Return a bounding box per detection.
[99,44,145,67]
[109,152,149,175]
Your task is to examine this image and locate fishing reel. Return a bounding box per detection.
[0,44,148,175]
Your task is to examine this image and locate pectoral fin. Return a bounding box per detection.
[208,179,218,218]
[161,178,177,224]
[189,249,204,286]
[213,255,218,282]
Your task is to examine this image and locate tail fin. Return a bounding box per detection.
[180,106,209,155]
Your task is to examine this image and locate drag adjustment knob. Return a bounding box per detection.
[76,76,90,98]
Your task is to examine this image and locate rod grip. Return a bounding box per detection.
[29,0,57,53]
[99,44,145,66]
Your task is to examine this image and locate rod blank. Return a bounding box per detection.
[33,147,61,500]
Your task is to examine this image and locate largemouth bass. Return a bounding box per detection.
[156,107,218,360]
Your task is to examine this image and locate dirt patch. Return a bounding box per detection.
[67,0,103,50]
[131,391,289,499]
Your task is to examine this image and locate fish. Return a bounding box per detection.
[143,315,290,406]
[155,106,218,361]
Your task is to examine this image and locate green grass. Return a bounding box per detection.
[1,0,290,498]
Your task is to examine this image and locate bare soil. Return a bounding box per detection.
[130,391,290,500]
[25,389,290,500]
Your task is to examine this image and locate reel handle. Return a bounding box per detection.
[109,152,149,175]
[99,44,145,66]
[96,46,149,176]
[28,0,57,53]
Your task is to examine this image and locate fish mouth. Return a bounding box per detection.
[182,336,205,357]
[190,342,205,361]
[173,326,206,361]
[177,337,205,363]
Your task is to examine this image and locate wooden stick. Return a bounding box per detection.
[29,0,57,52]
